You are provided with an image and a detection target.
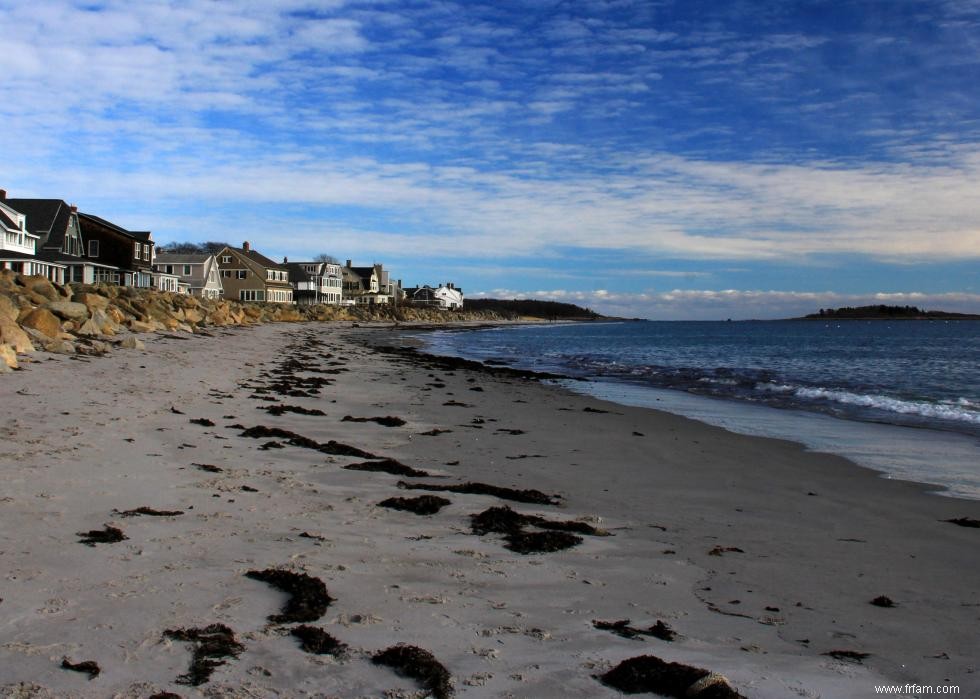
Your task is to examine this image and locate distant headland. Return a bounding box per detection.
[799,304,980,320]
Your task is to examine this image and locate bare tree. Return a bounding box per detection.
[313,253,339,264]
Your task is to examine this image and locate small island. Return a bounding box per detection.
[801,304,980,320]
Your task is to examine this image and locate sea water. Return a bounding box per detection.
[412,320,980,500]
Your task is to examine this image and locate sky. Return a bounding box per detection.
[2,0,979,319]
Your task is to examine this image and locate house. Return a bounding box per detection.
[77,212,156,287]
[342,260,399,305]
[214,241,293,303]
[403,282,464,310]
[1,190,96,283]
[0,193,68,282]
[285,259,343,305]
[153,252,224,298]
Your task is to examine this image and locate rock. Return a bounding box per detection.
[119,336,146,350]
[90,309,120,335]
[127,319,156,333]
[73,292,110,312]
[0,343,18,369]
[20,308,63,338]
[19,275,58,301]
[43,339,76,355]
[0,295,18,323]
[47,300,89,322]
[0,320,35,353]
[183,307,204,324]
[75,318,104,336]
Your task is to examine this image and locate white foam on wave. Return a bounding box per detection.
[793,387,980,424]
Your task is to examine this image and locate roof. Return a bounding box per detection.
[4,198,71,248]
[79,212,150,239]
[237,247,288,271]
[285,262,313,283]
[155,253,211,264]
[0,249,36,260]
[0,209,22,231]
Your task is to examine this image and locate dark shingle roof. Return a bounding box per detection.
[239,247,288,270]
[0,210,21,231]
[155,253,210,264]
[4,198,71,248]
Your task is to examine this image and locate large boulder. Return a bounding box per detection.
[0,318,34,354]
[127,319,157,333]
[18,275,58,301]
[43,338,76,355]
[73,292,110,312]
[46,300,89,322]
[0,343,18,369]
[119,336,146,350]
[20,308,63,338]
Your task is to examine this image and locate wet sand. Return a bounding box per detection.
[0,321,977,698]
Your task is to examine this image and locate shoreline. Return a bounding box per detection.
[1,322,977,697]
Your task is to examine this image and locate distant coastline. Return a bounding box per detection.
[797,304,980,320]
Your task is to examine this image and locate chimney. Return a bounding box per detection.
[70,204,77,213]
[0,189,6,201]
[346,259,352,268]
[283,256,288,263]
[243,241,250,252]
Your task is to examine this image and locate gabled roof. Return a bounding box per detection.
[0,209,22,231]
[4,198,72,248]
[285,262,313,283]
[240,247,288,270]
[78,212,152,242]
[155,253,212,264]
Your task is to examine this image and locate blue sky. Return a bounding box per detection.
[2,0,979,319]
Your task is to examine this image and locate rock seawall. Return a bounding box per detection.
[0,270,496,371]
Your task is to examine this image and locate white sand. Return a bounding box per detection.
[0,321,977,698]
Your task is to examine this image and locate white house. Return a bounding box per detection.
[285,260,344,305]
[0,191,68,282]
[404,282,464,310]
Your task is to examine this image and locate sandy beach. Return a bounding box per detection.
[1,321,977,698]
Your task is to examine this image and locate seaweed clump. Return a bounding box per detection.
[116,506,184,517]
[824,649,870,662]
[593,619,677,642]
[164,623,245,686]
[245,569,333,623]
[870,595,895,608]
[77,525,127,546]
[944,517,980,528]
[342,415,407,427]
[378,495,452,515]
[397,480,560,506]
[261,404,327,416]
[61,657,100,679]
[344,459,431,477]
[372,644,453,699]
[239,425,377,459]
[291,625,348,656]
[469,505,611,554]
[598,655,745,698]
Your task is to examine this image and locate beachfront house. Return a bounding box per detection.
[0,193,68,282]
[285,259,343,305]
[403,282,464,310]
[214,242,293,304]
[342,260,399,305]
[77,213,156,287]
[153,252,224,298]
[0,191,96,284]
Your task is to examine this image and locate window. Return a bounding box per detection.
[88,240,99,258]
[143,246,150,261]
[237,269,247,279]
[183,265,191,275]
[134,242,141,259]
[239,289,265,302]
[221,269,232,278]
[165,265,173,274]
[221,255,231,263]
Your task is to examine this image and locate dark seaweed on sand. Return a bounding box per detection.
[239,425,377,459]
[193,462,223,473]
[372,644,453,699]
[471,505,601,536]
[944,516,980,528]
[593,619,677,642]
[598,655,745,698]
[420,428,453,436]
[870,595,895,607]
[115,506,184,517]
[164,623,245,686]
[342,415,407,427]
[261,404,327,416]
[189,418,215,426]
[397,480,560,505]
[374,344,566,381]
[245,569,333,623]
[824,649,871,662]
[147,693,183,699]
[77,525,127,546]
[344,458,431,477]
[378,495,452,515]
[504,529,582,554]
[291,625,348,656]
[61,657,100,679]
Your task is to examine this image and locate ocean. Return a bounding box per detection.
[411,320,980,500]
